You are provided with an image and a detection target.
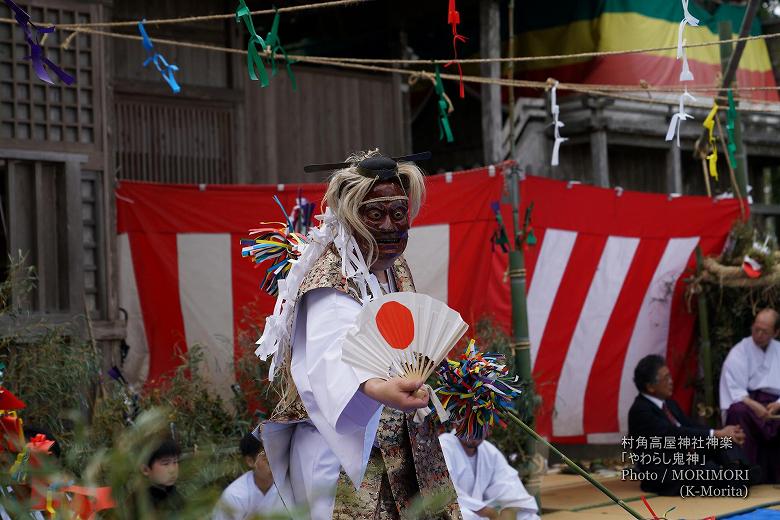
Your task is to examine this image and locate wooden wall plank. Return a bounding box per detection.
[64,160,84,314]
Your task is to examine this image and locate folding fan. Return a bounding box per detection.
[341,292,468,382]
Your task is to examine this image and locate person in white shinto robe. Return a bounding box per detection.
[439,432,539,520]
[213,433,285,520]
[719,308,780,482]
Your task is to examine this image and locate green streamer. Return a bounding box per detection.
[726,90,738,172]
[434,65,454,143]
[236,0,269,87]
[265,8,297,91]
[522,203,536,247]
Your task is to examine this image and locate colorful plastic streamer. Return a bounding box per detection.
[702,104,719,181]
[726,90,738,172]
[290,189,315,234]
[445,0,466,98]
[236,0,270,87]
[265,8,297,91]
[3,0,74,85]
[137,21,181,93]
[434,339,521,439]
[240,196,309,296]
[434,66,454,143]
[490,202,509,253]
[522,202,537,249]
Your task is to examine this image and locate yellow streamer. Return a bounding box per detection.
[9,448,27,478]
[46,489,56,517]
[703,104,719,181]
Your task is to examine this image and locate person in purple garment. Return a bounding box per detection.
[719,309,780,483]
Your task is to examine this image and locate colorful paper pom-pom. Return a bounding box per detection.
[240,227,307,296]
[434,339,520,439]
[240,195,309,296]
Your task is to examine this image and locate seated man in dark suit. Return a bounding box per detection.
[628,354,752,496]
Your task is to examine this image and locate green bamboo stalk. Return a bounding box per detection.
[503,410,645,520]
[695,246,715,428]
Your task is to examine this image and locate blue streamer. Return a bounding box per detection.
[273,195,293,231]
[137,20,181,93]
[4,0,74,85]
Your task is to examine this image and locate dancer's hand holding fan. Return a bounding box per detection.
[341,293,468,414]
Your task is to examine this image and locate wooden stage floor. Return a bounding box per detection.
[539,471,780,518]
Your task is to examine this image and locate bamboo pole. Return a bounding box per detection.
[504,411,645,520]
[504,0,539,505]
[695,247,716,428]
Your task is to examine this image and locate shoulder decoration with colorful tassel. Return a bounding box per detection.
[240,195,310,296]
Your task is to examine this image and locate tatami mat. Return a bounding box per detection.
[539,472,780,518]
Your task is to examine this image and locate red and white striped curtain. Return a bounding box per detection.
[117,170,741,440]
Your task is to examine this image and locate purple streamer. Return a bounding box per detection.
[4,0,75,85]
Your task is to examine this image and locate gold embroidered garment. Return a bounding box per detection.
[266,247,461,519]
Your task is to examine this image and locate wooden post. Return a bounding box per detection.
[590,130,609,188]
[667,141,683,194]
[505,0,539,507]
[480,0,502,164]
[588,98,610,187]
[718,20,750,199]
[695,247,716,428]
[507,0,516,161]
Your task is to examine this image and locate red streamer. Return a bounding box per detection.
[641,496,658,520]
[446,0,466,98]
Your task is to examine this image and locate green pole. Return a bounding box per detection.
[504,411,645,520]
[509,168,531,382]
[695,247,716,428]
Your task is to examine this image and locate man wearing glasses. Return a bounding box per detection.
[720,308,780,484]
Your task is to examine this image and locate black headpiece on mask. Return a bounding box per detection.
[303,151,431,180]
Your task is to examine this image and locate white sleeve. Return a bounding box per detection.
[719,346,749,410]
[211,492,241,520]
[298,288,382,433]
[482,443,539,517]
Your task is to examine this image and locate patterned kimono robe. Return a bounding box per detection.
[264,247,461,519]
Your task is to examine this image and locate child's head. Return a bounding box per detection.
[239,432,271,479]
[142,438,180,488]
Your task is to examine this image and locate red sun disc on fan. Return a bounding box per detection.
[375,301,414,349]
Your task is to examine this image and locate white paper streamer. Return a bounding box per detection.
[679,49,694,82]
[676,0,699,82]
[413,384,451,424]
[255,208,382,380]
[665,88,696,145]
[550,81,568,166]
